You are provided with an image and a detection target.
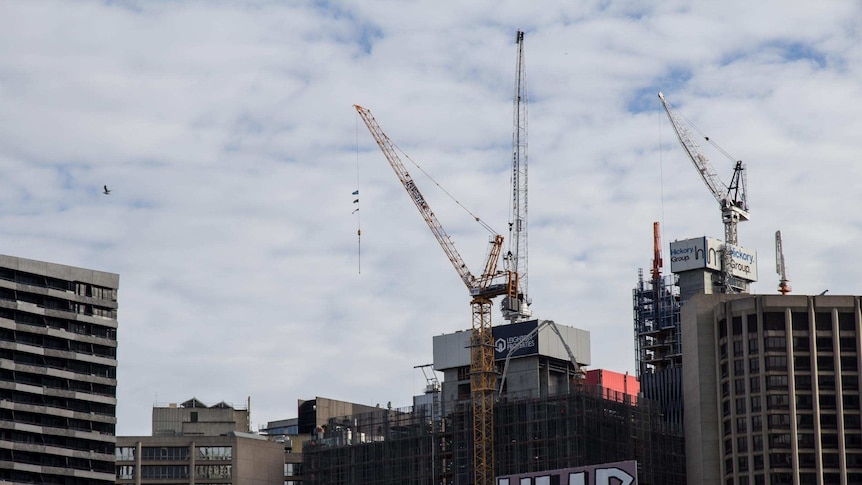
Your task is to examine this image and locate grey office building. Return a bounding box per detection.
[0,254,119,484]
[683,293,862,485]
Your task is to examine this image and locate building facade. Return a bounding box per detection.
[683,293,862,484]
[0,254,119,484]
[118,398,283,484]
[116,432,284,484]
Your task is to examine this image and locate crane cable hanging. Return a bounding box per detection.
[671,103,738,163]
[354,113,362,274]
[387,137,499,236]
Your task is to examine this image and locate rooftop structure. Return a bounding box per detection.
[151,397,250,437]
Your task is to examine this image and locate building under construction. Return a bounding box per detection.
[301,320,685,484]
[302,384,684,484]
[634,268,683,429]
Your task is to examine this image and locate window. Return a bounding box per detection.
[766,356,787,371]
[814,312,831,331]
[769,433,792,448]
[768,414,791,429]
[115,446,135,461]
[750,377,761,392]
[820,394,837,410]
[817,356,835,371]
[766,375,788,390]
[141,465,188,479]
[752,415,763,432]
[816,337,833,352]
[140,446,189,461]
[767,394,790,410]
[737,436,748,452]
[197,446,232,461]
[764,337,786,351]
[749,338,759,354]
[750,357,760,374]
[793,336,809,352]
[763,312,785,331]
[751,396,762,412]
[736,417,747,433]
[195,465,232,480]
[117,465,134,479]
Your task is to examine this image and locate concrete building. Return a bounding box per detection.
[683,293,862,485]
[116,432,284,484]
[0,254,119,485]
[117,398,283,484]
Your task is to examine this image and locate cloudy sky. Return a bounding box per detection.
[2,1,861,435]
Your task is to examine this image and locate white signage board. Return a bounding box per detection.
[726,244,758,282]
[669,237,722,273]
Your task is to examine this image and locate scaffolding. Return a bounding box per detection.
[302,385,685,485]
[633,268,684,429]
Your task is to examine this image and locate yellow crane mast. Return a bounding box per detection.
[354,104,509,485]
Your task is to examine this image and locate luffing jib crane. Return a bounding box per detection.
[775,230,791,295]
[502,30,532,323]
[658,91,750,293]
[354,104,508,485]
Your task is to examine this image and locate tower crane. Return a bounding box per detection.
[502,30,532,322]
[354,105,509,485]
[775,230,791,295]
[658,91,750,293]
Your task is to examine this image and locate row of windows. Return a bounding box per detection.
[198,446,232,460]
[0,407,115,434]
[3,388,116,416]
[1,327,117,358]
[719,311,857,337]
[0,348,116,377]
[0,448,114,473]
[723,373,859,398]
[0,428,114,454]
[0,268,116,301]
[0,307,117,340]
[0,368,115,397]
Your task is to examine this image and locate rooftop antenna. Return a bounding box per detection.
[775,230,791,295]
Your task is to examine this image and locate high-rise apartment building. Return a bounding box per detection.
[0,254,119,484]
[683,293,862,485]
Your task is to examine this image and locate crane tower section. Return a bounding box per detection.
[502,30,532,322]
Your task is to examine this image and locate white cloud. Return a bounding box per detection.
[1,0,860,434]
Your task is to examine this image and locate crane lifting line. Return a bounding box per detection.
[666,99,738,164]
[354,114,362,274]
[384,136,500,236]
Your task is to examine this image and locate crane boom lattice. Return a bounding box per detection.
[658,91,751,293]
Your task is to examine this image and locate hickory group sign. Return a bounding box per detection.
[669,236,758,282]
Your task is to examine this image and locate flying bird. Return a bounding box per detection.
[103,185,111,195]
